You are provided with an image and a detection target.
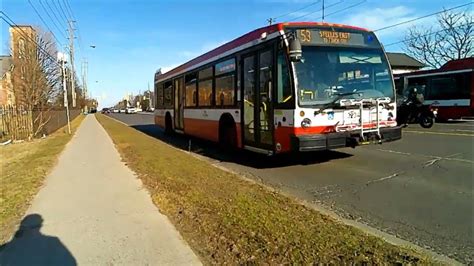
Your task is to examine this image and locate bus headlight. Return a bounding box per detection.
[301,118,312,128]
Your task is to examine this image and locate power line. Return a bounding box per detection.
[27,0,63,47]
[58,0,73,22]
[273,0,321,20]
[384,22,473,47]
[0,11,61,66]
[289,0,344,22]
[38,0,67,39]
[63,0,76,21]
[58,0,72,20]
[374,2,473,32]
[44,0,66,30]
[51,0,69,23]
[62,0,85,57]
[323,0,367,19]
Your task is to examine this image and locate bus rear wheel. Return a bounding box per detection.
[165,113,173,135]
[220,126,237,150]
[219,116,237,151]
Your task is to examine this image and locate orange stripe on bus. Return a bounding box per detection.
[155,115,165,128]
[184,118,219,142]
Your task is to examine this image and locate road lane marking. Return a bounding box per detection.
[437,123,474,127]
[376,149,473,164]
[376,149,412,155]
[404,130,474,137]
[442,157,474,164]
[454,129,474,132]
[366,172,404,185]
[423,153,460,167]
[423,158,441,167]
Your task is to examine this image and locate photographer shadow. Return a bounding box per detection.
[0,214,76,266]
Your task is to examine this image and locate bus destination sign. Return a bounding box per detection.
[319,31,350,44]
[296,28,377,47]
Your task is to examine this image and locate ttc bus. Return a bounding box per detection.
[395,58,474,121]
[154,22,401,155]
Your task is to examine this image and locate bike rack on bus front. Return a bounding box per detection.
[338,97,391,141]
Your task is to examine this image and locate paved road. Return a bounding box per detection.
[109,113,473,263]
[0,115,200,265]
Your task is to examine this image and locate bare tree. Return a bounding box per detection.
[403,10,473,68]
[11,27,62,138]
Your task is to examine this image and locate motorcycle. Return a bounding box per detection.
[397,91,437,128]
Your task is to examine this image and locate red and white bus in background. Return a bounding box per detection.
[154,22,401,155]
[395,58,474,121]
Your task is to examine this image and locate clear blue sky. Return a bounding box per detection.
[1,0,471,107]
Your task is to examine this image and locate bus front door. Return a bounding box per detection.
[242,49,274,151]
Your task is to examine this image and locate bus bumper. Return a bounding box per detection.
[291,126,402,152]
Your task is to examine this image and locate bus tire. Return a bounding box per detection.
[219,114,237,150]
[165,112,173,135]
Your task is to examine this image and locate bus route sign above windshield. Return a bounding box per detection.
[319,31,351,44]
[296,28,379,48]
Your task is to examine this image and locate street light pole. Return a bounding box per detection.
[58,52,71,134]
[82,45,96,112]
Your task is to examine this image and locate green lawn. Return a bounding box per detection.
[96,114,430,264]
[0,115,85,244]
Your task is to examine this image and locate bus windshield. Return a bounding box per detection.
[294,46,394,107]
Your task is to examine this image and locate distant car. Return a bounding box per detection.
[125,107,137,114]
[112,109,119,113]
[119,109,126,113]
[101,108,110,114]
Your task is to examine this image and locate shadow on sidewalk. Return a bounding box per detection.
[0,214,76,266]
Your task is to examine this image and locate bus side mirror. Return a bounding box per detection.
[289,38,302,62]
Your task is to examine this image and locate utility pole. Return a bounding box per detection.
[81,59,88,111]
[267,18,274,25]
[59,52,71,134]
[148,82,153,109]
[322,0,325,22]
[68,20,76,108]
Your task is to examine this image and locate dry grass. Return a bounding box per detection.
[0,114,85,243]
[96,114,428,264]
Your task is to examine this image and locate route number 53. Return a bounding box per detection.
[300,29,312,43]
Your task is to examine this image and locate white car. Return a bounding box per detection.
[126,107,137,114]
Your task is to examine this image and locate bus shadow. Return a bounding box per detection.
[131,124,352,169]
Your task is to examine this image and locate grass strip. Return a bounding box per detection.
[96,114,428,264]
[0,114,85,243]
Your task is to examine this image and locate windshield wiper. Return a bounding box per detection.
[315,92,362,113]
[334,91,362,97]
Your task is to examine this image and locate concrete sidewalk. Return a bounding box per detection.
[0,115,200,265]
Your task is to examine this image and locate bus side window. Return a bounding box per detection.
[394,78,403,96]
[277,50,293,107]
[406,77,427,97]
[163,81,173,108]
[185,72,198,107]
[431,73,471,100]
[155,83,164,108]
